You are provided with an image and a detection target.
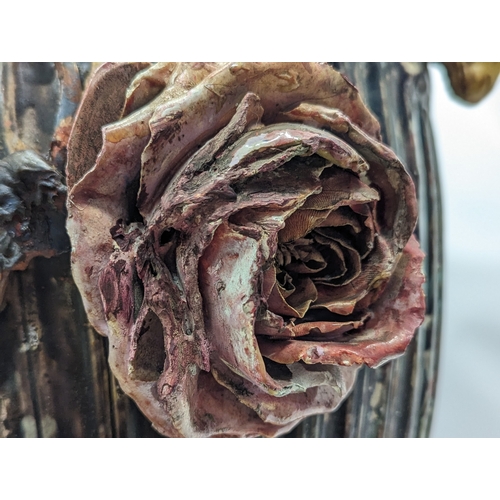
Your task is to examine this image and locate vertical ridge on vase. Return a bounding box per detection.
[414,70,443,437]
[378,62,421,438]
[0,276,37,437]
[401,67,431,437]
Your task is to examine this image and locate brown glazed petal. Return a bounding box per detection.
[66,62,425,437]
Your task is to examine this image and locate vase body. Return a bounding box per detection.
[0,62,442,438]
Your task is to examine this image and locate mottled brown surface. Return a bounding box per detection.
[443,62,500,104]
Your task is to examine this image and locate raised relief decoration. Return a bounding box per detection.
[66,63,425,437]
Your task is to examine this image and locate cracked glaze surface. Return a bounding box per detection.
[66,63,425,437]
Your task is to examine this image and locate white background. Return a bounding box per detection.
[428,64,500,437]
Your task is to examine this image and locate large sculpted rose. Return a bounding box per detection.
[66,62,425,437]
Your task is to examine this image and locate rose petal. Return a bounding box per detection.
[268,275,318,319]
[277,208,332,243]
[318,207,363,232]
[282,243,328,274]
[124,63,222,118]
[66,62,150,190]
[191,369,300,437]
[199,221,284,393]
[309,234,394,314]
[276,103,418,254]
[212,358,358,425]
[138,63,380,215]
[122,62,177,116]
[312,229,362,286]
[67,63,152,335]
[256,317,367,340]
[301,168,380,211]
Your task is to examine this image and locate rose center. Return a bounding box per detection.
[269,200,375,320]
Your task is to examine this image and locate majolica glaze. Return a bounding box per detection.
[65,63,425,437]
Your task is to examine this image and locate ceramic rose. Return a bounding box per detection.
[66,62,425,437]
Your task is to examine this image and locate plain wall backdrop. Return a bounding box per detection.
[429,64,500,437]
